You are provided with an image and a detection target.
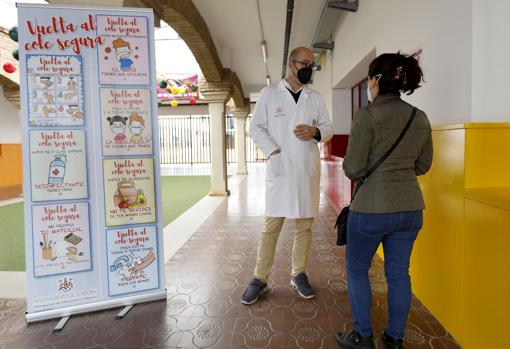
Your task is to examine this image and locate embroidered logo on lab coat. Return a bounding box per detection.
[274,106,286,117]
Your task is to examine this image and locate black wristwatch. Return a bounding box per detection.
[313,127,321,141]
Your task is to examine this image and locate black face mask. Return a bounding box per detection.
[297,66,313,84]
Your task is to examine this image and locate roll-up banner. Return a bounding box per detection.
[17,3,166,323]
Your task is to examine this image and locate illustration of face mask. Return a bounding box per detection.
[116,46,131,60]
[112,126,124,134]
[131,127,142,134]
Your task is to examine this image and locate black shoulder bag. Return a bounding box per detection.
[335,107,417,246]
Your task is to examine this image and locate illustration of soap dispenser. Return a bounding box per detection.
[48,155,66,185]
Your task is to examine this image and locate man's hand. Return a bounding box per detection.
[294,124,318,141]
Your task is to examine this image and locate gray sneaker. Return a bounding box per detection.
[241,278,267,305]
[291,272,315,299]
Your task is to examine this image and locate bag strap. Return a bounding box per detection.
[351,107,417,199]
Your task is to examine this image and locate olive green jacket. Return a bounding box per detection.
[343,94,433,213]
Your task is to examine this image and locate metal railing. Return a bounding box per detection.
[226,115,236,163]
[158,114,265,165]
[159,115,211,164]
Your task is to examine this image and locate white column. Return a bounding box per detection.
[232,110,249,175]
[208,101,229,196]
[199,78,232,196]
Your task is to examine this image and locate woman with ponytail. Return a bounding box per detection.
[335,53,433,349]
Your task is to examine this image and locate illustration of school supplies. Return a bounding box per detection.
[53,241,70,258]
[41,232,53,260]
[64,233,82,245]
[66,246,78,255]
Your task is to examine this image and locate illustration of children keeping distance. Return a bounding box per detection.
[107,115,128,144]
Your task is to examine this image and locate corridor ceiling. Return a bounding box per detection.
[1,0,334,107]
[191,0,325,97]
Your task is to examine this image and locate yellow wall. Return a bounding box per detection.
[412,123,510,349]
[0,144,23,199]
[462,197,510,348]
[464,124,510,188]
[412,128,466,338]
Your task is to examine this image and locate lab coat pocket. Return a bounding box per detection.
[268,153,285,178]
[302,104,319,126]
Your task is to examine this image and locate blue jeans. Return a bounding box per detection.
[346,210,423,339]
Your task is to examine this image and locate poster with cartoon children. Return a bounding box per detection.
[100,88,152,156]
[96,15,150,85]
[29,130,88,202]
[106,225,159,296]
[32,202,92,277]
[27,55,84,127]
[103,158,156,226]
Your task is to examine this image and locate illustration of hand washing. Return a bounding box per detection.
[48,154,67,185]
[40,232,83,262]
[114,180,147,209]
[109,251,155,277]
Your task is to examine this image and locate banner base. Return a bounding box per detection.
[115,305,134,319]
[52,316,70,332]
[26,289,167,324]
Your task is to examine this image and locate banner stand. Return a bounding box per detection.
[26,289,167,324]
[53,317,70,333]
[18,3,167,325]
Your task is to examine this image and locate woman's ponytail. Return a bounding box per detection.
[368,53,424,96]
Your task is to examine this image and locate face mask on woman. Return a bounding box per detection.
[367,74,382,102]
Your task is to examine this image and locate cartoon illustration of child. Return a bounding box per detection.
[112,38,134,71]
[107,115,128,144]
[128,112,145,143]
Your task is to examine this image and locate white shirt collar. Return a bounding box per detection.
[280,79,304,93]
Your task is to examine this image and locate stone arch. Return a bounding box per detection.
[231,71,249,107]
[5,0,249,108]
[139,0,248,107]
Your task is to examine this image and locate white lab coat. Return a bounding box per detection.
[249,79,333,218]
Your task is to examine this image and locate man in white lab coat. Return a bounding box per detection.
[241,47,333,305]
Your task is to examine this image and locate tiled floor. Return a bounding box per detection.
[0,162,461,348]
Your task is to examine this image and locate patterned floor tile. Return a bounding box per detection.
[0,163,460,348]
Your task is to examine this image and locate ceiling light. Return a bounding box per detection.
[261,41,268,63]
[266,75,270,86]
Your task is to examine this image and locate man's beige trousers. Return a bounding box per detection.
[254,216,314,283]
